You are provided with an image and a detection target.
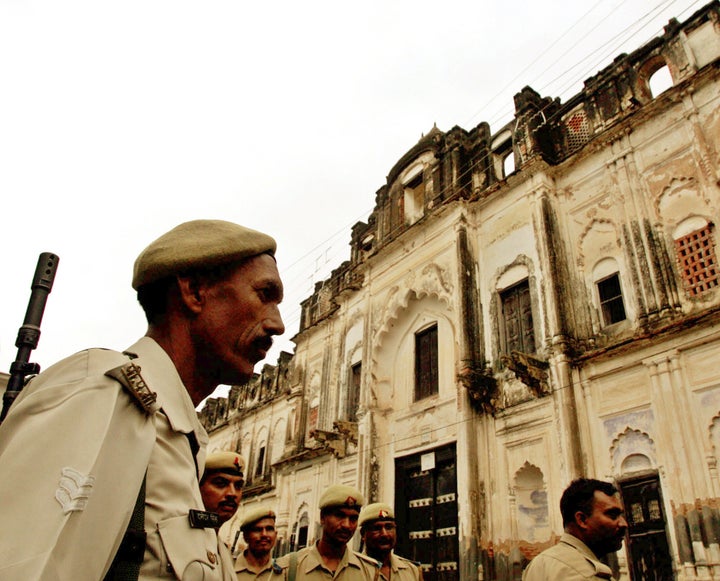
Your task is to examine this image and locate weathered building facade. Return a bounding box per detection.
[200,3,720,579]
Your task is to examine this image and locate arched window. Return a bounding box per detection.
[346,362,361,421]
[593,258,626,326]
[414,323,438,401]
[296,512,309,550]
[499,280,535,354]
[648,64,673,98]
[402,166,425,225]
[491,130,514,179]
[254,442,266,477]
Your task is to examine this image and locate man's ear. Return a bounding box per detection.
[574,510,589,529]
[176,274,206,314]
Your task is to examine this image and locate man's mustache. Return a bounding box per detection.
[253,335,273,352]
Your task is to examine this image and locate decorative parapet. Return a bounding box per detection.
[298,261,364,332]
[197,352,294,432]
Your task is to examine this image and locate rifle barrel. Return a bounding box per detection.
[0,252,59,423]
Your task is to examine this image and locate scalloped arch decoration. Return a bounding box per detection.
[513,461,550,543]
[655,176,701,222]
[295,502,310,523]
[345,308,365,335]
[610,427,657,474]
[513,461,545,488]
[577,218,619,269]
[493,254,535,290]
[344,313,365,365]
[255,425,269,442]
[372,265,453,354]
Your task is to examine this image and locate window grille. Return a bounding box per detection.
[675,225,720,296]
[564,109,590,152]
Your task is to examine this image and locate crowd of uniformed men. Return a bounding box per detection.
[199,451,423,581]
[0,219,628,581]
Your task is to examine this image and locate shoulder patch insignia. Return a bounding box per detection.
[55,467,95,514]
[105,362,159,414]
[355,552,381,567]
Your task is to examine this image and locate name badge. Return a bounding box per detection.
[188,509,220,529]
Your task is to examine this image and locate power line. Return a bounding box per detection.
[269,0,702,356]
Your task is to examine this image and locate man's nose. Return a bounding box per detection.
[618,515,628,529]
[267,305,285,336]
[226,483,242,496]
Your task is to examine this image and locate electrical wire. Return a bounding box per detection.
[274,0,704,346]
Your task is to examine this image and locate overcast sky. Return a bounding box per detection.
[0,0,704,402]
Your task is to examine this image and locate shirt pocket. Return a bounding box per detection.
[158,515,224,581]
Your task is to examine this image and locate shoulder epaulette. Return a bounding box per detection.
[355,552,381,567]
[105,361,159,414]
[395,555,421,567]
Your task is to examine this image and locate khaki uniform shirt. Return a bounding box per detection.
[0,337,233,581]
[368,552,422,581]
[234,550,284,581]
[276,543,379,581]
[522,533,615,580]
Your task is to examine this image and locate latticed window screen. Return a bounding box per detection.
[675,225,720,296]
[564,108,591,152]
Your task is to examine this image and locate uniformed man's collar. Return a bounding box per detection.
[305,543,359,573]
[559,533,614,576]
[234,551,274,574]
[365,551,407,573]
[390,552,401,572]
[123,336,209,470]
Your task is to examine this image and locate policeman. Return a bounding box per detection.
[359,503,423,581]
[200,451,246,527]
[277,484,378,581]
[0,219,285,580]
[522,478,627,581]
[234,506,282,581]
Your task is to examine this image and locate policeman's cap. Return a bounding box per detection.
[240,506,276,531]
[358,502,395,527]
[132,219,276,290]
[319,484,364,510]
[203,451,245,479]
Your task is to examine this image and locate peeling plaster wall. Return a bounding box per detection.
[203,5,720,580]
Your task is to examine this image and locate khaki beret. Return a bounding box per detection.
[358,503,394,527]
[132,219,277,290]
[240,505,276,530]
[319,484,364,510]
[203,451,245,478]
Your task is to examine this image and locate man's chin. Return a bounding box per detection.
[601,538,625,555]
[218,508,237,520]
[219,362,253,387]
